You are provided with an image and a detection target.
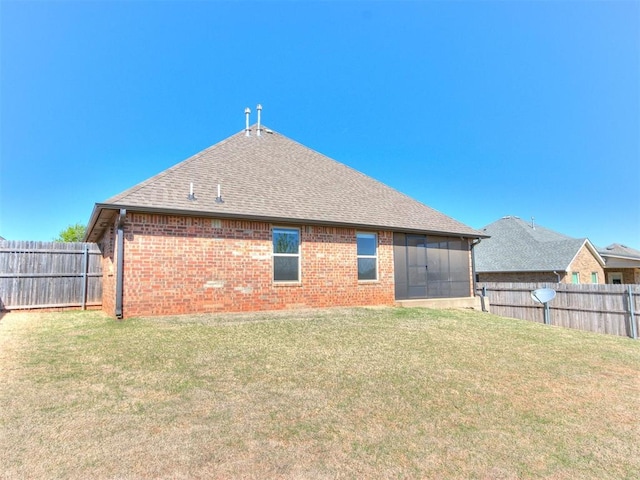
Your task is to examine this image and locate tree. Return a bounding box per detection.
[55,223,86,242]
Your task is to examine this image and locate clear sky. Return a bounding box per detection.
[1,0,639,249]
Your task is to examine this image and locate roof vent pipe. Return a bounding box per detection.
[256,104,262,136]
[531,217,536,230]
[216,183,223,203]
[245,107,251,136]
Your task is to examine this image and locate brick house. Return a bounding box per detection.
[474,216,605,284]
[598,243,640,284]
[85,115,485,318]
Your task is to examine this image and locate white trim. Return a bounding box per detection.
[356,231,378,281]
[607,272,623,285]
[566,239,607,270]
[272,226,301,283]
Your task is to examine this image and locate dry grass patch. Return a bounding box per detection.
[1,307,639,479]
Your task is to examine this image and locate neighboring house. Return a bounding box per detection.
[85,115,485,318]
[475,216,605,284]
[598,243,640,284]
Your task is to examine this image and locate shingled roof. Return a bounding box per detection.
[86,125,483,242]
[474,216,604,273]
[597,243,640,270]
[599,243,640,261]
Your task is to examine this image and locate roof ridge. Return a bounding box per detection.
[492,216,575,243]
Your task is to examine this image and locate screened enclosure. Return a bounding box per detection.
[393,233,471,299]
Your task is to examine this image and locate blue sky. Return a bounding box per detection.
[1,0,639,249]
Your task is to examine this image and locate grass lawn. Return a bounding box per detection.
[1,307,639,479]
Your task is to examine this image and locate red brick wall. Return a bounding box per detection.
[99,221,117,316]
[116,213,395,317]
[568,244,605,284]
[605,268,640,284]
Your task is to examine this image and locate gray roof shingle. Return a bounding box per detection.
[599,243,640,261]
[474,216,600,272]
[87,125,483,240]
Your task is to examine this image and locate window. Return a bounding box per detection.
[357,232,377,280]
[571,272,580,284]
[591,272,598,284]
[609,272,623,285]
[273,227,300,282]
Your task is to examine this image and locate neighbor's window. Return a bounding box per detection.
[273,227,300,282]
[591,272,598,284]
[609,272,623,285]
[357,232,378,280]
[572,272,580,284]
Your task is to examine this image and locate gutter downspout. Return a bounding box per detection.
[115,209,126,319]
[471,238,485,310]
[553,271,562,283]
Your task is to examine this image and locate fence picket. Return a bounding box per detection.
[0,240,102,310]
[478,282,640,339]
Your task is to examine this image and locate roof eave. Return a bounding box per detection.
[86,203,487,239]
[570,239,607,268]
[84,203,120,243]
[600,252,640,261]
[476,268,568,274]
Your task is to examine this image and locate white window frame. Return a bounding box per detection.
[591,272,599,284]
[357,232,378,281]
[571,272,580,284]
[272,227,301,283]
[608,272,623,285]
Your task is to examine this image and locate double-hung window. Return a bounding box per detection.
[357,232,378,280]
[273,227,300,282]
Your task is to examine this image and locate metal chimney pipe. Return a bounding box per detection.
[245,107,251,136]
[256,104,262,137]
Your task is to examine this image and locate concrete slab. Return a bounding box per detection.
[396,296,489,311]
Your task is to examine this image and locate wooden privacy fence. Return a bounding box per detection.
[0,240,102,310]
[477,282,640,339]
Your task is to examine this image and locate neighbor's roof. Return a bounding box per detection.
[86,125,484,242]
[474,216,604,273]
[598,243,640,261]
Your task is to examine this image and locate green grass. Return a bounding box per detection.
[1,307,639,479]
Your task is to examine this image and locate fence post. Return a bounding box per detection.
[629,286,637,340]
[81,244,88,311]
[543,302,551,325]
[481,285,487,312]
